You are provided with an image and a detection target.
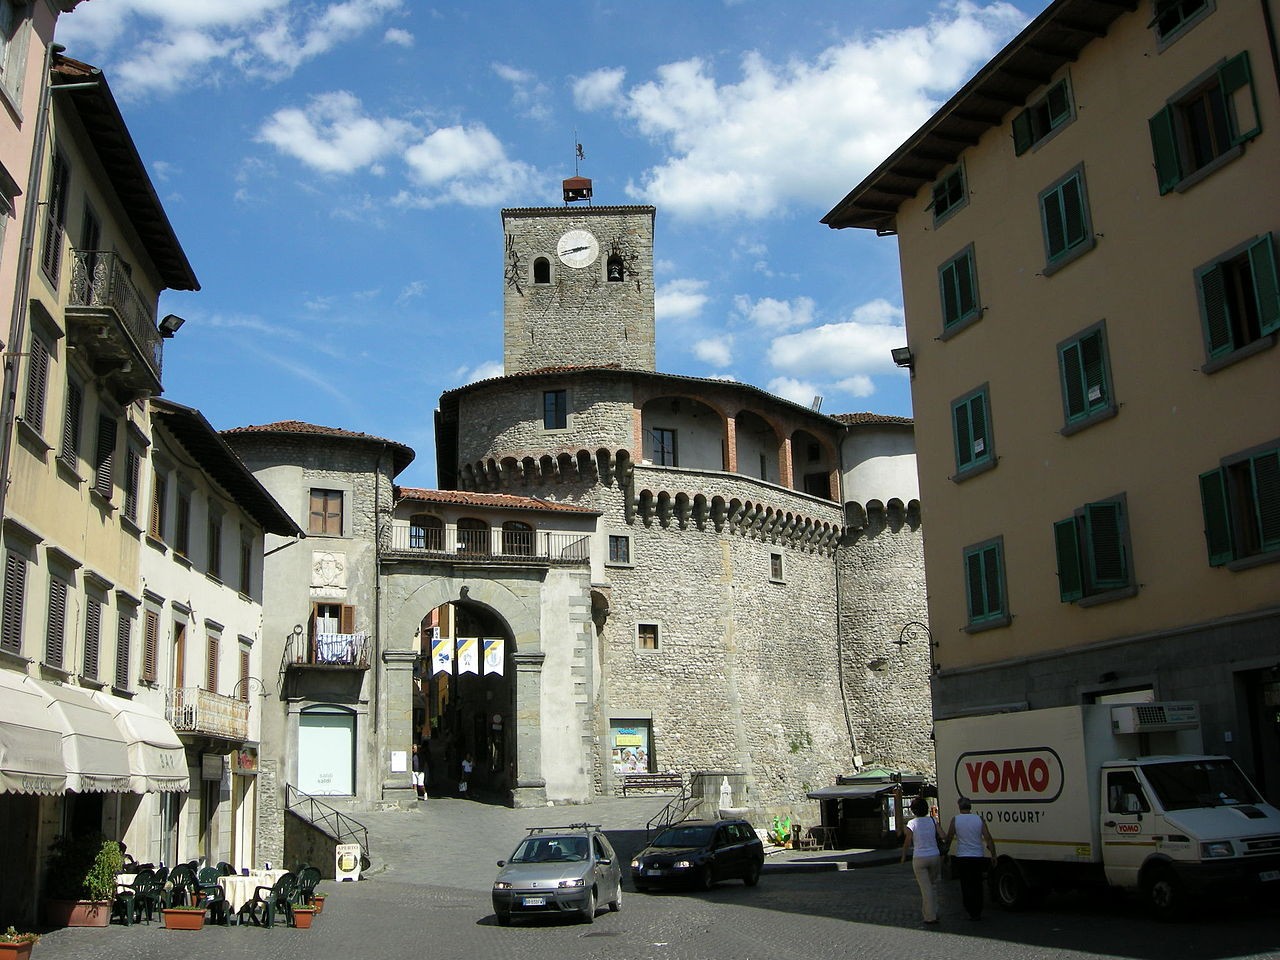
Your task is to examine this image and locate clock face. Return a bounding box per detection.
[556,229,599,269]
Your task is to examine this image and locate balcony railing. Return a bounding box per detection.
[165,686,249,742]
[387,525,590,562]
[66,249,163,388]
[285,632,371,669]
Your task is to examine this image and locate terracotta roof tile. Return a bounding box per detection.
[223,420,415,474]
[831,412,914,427]
[396,487,598,515]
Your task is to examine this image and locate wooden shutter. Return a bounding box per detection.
[1085,500,1127,589]
[143,609,159,682]
[1012,108,1034,156]
[1252,450,1280,553]
[206,633,219,693]
[150,471,166,539]
[1079,331,1106,411]
[22,335,48,432]
[1,553,25,652]
[115,611,132,689]
[1053,518,1084,602]
[1197,262,1233,358]
[1248,234,1280,337]
[1042,188,1066,258]
[965,550,986,620]
[60,380,82,468]
[1060,340,1086,419]
[94,415,117,499]
[982,546,1002,618]
[339,605,356,634]
[125,447,141,521]
[1219,52,1260,144]
[40,152,68,280]
[1148,106,1181,195]
[1198,468,1235,566]
[45,577,67,668]
[82,596,101,680]
[239,648,250,702]
[953,399,973,469]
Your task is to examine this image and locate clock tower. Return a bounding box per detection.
[502,178,656,374]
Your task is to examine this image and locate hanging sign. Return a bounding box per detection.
[483,637,504,676]
[431,634,454,675]
[457,637,479,675]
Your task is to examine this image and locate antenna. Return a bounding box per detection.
[563,133,592,205]
[810,396,824,412]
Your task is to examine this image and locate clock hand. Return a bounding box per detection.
[561,245,591,255]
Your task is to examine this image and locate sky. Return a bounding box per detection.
[53,0,1046,489]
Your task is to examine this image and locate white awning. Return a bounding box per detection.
[33,680,132,793]
[91,691,190,793]
[0,670,67,795]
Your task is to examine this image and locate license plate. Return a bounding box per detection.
[646,868,665,876]
[1260,870,1280,882]
[522,896,546,906]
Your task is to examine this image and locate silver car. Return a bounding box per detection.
[492,823,623,925]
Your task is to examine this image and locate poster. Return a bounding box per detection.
[609,722,651,774]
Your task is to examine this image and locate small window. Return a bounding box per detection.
[1194,234,1279,367]
[21,332,49,434]
[123,446,142,524]
[1149,52,1259,195]
[59,378,83,471]
[175,487,191,557]
[543,389,567,430]
[239,528,253,594]
[963,537,1009,630]
[929,165,966,225]
[309,488,343,536]
[769,553,784,582]
[93,415,117,501]
[1013,78,1074,155]
[607,535,631,565]
[1,550,26,653]
[1199,441,1280,568]
[939,245,981,333]
[0,0,31,98]
[149,469,167,540]
[207,508,223,578]
[142,607,159,683]
[1039,166,1094,272]
[637,622,659,651]
[502,520,534,556]
[82,592,102,680]
[114,609,133,690]
[533,256,551,284]
[652,428,677,466]
[951,385,994,480]
[1054,497,1133,604]
[40,149,68,282]
[1058,322,1117,432]
[206,630,220,694]
[238,641,251,702]
[1151,0,1213,46]
[45,573,68,669]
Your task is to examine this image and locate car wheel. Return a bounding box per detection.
[496,912,511,927]
[990,860,1031,911]
[1145,865,1183,922]
[744,861,760,887]
[609,885,622,912]
[581,887,597,923]
[697,866,713,891]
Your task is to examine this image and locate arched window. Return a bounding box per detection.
[409,514,443,551]
[606,254,624,282]
[502,521,534,556]
[297,705,356,796]
[457,518,490,555]
[533,257,551,284]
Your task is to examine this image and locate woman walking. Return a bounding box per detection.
[900,795,943,926]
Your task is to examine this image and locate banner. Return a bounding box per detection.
[483,637,504,676]
[430,634,454,675]
[457,636,479,675]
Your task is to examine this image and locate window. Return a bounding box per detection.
[114,608,132,690]
[533,257,550,284]
[123,446,142,524]
[206,630,219,694]
[607,534,631,565]
[239,528,253,594]
[93,414,117,500]
[770,553,784,582]
[45,573,68,669]
[1151,0,1213,46]
[171,620,186,688]
[607,254,624,282]
[457,518,490,555]
[652,428,677,466]
[238,641,251,702]
[951,385,994,479]
[149,469,167,540]
[207,508,223,578]
[637,622,660,651]
[40,149,68,282]
[1058,322,1116,432]
[964,537,1009,630]
[1199,441,1280,567]
[0,0,31,98]
[1054,497,1133,603]
[21,332,49,434]
[409,514,443,550]
[82,593,102,680]
[1039,166,1094,272]
[1194,234,1279,366]
[1012,78,1073,155]
[929,165,966,225]
[1149,52,1259,195]
[142,607,159,683]
[309,488,343,536]
[803,472,830,498]
[60,378,83,471]
[297,705,355,796]
[1,550,26,653]
[939,245,980,333]
[501,521,533,556]
[175,487,191,557]
[543,389,567,430]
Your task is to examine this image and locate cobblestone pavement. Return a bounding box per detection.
[29,796,1280,960]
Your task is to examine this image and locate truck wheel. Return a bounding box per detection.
[990,861,1031,910]
[1144,866,1183,921]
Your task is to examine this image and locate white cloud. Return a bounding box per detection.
[258,92,416,175]
[396,280,427,305]
[395,125,542,207]
[655,278,709,322]
[734,294,815,332]
[693,336,734,367]
[767,376,822,406]
[384,27,414,47]
[573,3,1025,219]
[493,63,552,121]
[767,298,906,381]
[456,360,505,384]
[254,0,405,70]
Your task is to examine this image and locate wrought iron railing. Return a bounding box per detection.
[388,525,590,562]
[285,632,370,668]
[286,783,371,866]
[165,686,249,742]
[67,250,163,380]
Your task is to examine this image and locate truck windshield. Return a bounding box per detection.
[1141,759,1262,811]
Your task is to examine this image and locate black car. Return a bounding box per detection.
[630,818,764,891]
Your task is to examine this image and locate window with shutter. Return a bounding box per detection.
[206,632,219,694]
[124,447,142,522]
[1151,0,1213,44]
[963,538,1008,629]
[1,551,26,653]
[60,379,83,469]
[339,605,356,635]
[239,645,250,702]
[22,334,49,434]
[1053,497,1134,604]
[938,245,980,333]
[929,165,966,225]
[1194,233,1279,367]
[175,487,191,556]
[1038,166,1094,271]
[1199,442,1280,567]
[115,610,132,690]
[45,575,67,669]
[637,623,660,651]
[150,470,167,539]
[239,530,252,594]
[142,608,159,682]
[207,509,223,578]
[82,595,101,680]
[309,489,343,536]
[951,386,994,479]
[1057,322,1116,432]
[1012,77,1073,155]
[40,150,68,282]
[93,415,117,500]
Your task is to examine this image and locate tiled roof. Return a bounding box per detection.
[831,412,914,427]
[396,487,599,515]
[223,420,415,475]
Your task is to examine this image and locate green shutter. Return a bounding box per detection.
[969,394,988,462]
[940,261,960,326]
[1012,109,1033,156]
[1046,80,1071,127]
[1054,518,1083,602]
[1080,331,1107,412]
[953,399,973,469]
[1085,500,1127,589]
[1198,468,1235,566]
[982,546,1003,618]
[965,550,985,621]
[1148,106,1182,195]
[1251,450,1280,552]
[1219,51,1261,144]
[1060,340,1086,419]
[1061,176,1086,250]
[1247,233,1280,336]
[1197,263,1233,357]
[1042,189,1066,259]
[956,252,976,320]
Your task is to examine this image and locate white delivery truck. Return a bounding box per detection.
[934,702,1280,917]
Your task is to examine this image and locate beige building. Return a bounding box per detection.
[825,0,1280,800]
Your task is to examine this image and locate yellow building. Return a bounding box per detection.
[825,0,1280,800]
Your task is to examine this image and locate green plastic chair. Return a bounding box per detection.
[195,866,229,924]
[239,872,297,928]
[112,867,154,926]
[294,866,321,906]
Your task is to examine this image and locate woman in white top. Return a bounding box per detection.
[943,796,997,920]
[900,795,943,924]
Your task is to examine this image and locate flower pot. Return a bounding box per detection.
[42,900,111,928]
[0,942,35,960]
[311,895,325,915]
[292,908,316,929]
[161,909,205,931]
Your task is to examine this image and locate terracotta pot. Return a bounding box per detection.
[292,908,316,929]
[161,909,205,931]
[0,941,34,960]
[42,900,111,928]
[311,895,326,915]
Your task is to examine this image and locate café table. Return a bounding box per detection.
[220,869,290,919]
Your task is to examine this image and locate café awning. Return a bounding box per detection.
[806,783,899,801]
[34,680,132,793]
[91,691,189,793]
[0,670,67,795]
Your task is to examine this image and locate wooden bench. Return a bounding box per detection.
[619,772,683,796]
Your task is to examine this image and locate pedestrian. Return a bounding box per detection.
[411,743,426,801]
[900,795,943,926]
[943,796,997,920]
[459,752,473,794]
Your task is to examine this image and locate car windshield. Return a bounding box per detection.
[651,825,715,848]
[509,836,589,863]
[1141,759,1262,811]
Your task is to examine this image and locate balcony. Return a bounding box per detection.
[165,686,249,743]
[285,632,371,671]
[386,525,591,563]
[65,250,163,397]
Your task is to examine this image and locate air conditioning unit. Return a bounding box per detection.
[1111,701,1200,734]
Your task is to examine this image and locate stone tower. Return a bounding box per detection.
[502,179,656,373]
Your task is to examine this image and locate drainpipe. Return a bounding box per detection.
[833,426,861,767]
[372,444,386,794]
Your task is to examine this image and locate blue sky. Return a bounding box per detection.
[55,0,1044,488]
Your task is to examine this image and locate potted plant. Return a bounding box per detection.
[160,906,205,931]
[291,906,316,929]
[42,836,122,928]
[0,928,39,960]
[311,893,326,914]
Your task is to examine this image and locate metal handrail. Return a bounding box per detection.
[387,525,590,562]
[285,783,371,865]
[645,783,696,838]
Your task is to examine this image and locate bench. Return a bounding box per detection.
[619,772,683,796]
